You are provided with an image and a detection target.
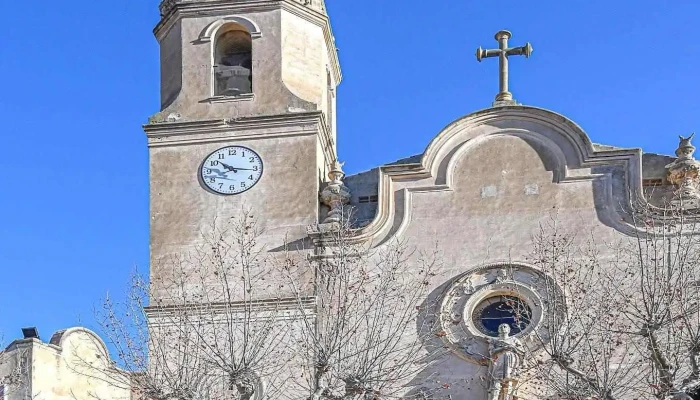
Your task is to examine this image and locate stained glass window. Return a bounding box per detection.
[473,295,531,337]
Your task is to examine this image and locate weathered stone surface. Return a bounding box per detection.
[144,1,695,399]
[145,114,325,301]
[153,0,340,140]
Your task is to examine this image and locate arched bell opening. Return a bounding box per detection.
[213,22,253,97]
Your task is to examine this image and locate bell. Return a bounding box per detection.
[215,65,252,96]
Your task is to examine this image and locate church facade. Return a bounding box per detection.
[141,0,696,399]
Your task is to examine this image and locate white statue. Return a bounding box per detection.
[488,324,525,400]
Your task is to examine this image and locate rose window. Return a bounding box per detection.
[472,295,532,337]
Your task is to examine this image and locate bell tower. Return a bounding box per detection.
[145,0,342,298]
[152,0,340,127]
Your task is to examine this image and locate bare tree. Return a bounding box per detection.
[88,204,443,400]
[282,214,442,400]
[93,211,295,400]
[525,202,700,400]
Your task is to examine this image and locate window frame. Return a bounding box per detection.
[200,17,262,102]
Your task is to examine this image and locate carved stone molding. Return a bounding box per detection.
[160,0,325,17]
[159,0,177,17]
[345,106,649,246]
[291,0,326,12]
[438,262,562,365]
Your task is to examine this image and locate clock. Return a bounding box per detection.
[200,146,263,195]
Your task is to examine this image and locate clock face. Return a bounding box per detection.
[200,146,263,195]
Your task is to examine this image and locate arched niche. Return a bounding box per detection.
[209,20,256,97]
[200,16,262,42]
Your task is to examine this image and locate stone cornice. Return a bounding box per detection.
[144,111,325,135]
[145,296,316,317]
[143,111,336,166]
[154,0,342,85]
[3,337,41,352]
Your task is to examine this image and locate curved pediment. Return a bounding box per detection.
[422,105,638,187]
[352,105,645,244]
[49,327,112,362]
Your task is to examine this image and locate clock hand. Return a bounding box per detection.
[218,162,255,173]
[227,167,256,171]
[218,161,236,172]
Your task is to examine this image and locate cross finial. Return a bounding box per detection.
[476,30,533,106]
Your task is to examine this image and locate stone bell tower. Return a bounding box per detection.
[144,0,342,298]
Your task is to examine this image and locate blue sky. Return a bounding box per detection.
[0,0,699,342]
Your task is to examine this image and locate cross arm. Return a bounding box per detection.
[476,47,501,62]
[504,43,533,58]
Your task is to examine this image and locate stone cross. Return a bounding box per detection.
[476,30,533,106]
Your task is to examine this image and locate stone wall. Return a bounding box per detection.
[0,328,130,400]
[340,105,650,398]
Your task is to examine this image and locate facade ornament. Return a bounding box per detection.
[487,324,525,400]
[476,30,533,106]
[494,268,510,283]
[159,0,326,18]
[148,111,184,124]
[159,0,177,17]
[666,133,700,209]
[166,112,182,122]
[307,161,350,256]
[159,0,326,17]
[320,161,351,224]
[438,263,561,368]
[296,0,326,12]
[450,279,475,297]
[463,278,475,295]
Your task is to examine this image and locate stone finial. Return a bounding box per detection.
[666,133,700,208]
[320,161,351,224]
[676,133,696,160]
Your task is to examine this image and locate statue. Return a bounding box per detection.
[488,324,526,400]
